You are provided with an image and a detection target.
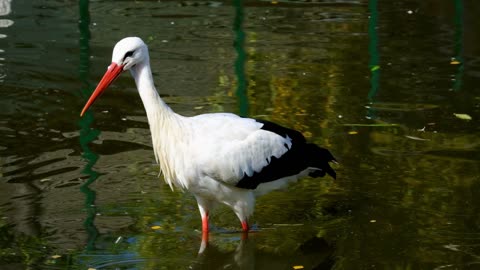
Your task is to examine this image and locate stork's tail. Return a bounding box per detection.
[306,144,337,179]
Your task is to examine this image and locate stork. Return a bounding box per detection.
[80,37,337,236]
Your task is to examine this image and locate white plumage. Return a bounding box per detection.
[80,37,336,236]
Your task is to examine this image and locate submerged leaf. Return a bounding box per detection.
[151,225,162,230]
[293,266,304,269]
[453,113,472,121]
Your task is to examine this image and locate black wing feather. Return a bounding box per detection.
[235,119,336,190]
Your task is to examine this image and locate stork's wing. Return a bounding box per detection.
[190,114,323,189]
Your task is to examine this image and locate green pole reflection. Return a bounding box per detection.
[233,0,249,117]
[453,0,464,92]
[78,0,99,251]
[367,0,379,119]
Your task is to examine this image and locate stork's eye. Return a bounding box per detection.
[124,50,134,60]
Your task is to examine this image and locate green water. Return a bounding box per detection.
[0,0,479,269]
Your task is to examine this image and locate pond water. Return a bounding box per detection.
[1,0,480,269]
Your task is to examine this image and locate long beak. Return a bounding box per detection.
[80,62,124,117]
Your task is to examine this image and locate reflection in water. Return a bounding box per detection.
[76,231,335,269]
[367,0,379,120]
[193,234,334,269]
[0,0,12,83]
[452,0,464,92]
[0,0,479,268]
[233,0,248,117]
[0,0,13,29]
[194,237,255,269]
[0,0,43,239]
[78,0,99,251]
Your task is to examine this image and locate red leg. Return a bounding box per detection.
[198,211,209,254]
[202,211,209,233]
[241,220,249,232]
[201,229,209,249]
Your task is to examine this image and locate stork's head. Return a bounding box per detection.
[80,37,149,117]
[111,37,149,70]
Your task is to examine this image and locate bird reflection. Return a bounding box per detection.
[192,233,334,270]
[199,229,249,254]
[195,234,255,270]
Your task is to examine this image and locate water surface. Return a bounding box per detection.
[0,0,479,269]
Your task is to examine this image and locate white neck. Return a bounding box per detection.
[130,61,172,118]
[130,61,187,190]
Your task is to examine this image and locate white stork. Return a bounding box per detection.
[80,37,336,235]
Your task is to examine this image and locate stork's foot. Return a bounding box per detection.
[240,221,249,241]
[199,230,209,254]
[241,231,249,240]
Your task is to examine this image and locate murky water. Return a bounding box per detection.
[1,0,479,269]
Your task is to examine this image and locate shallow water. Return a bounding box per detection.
[1,0,479,269]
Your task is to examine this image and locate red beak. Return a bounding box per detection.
[80,63,124,117]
